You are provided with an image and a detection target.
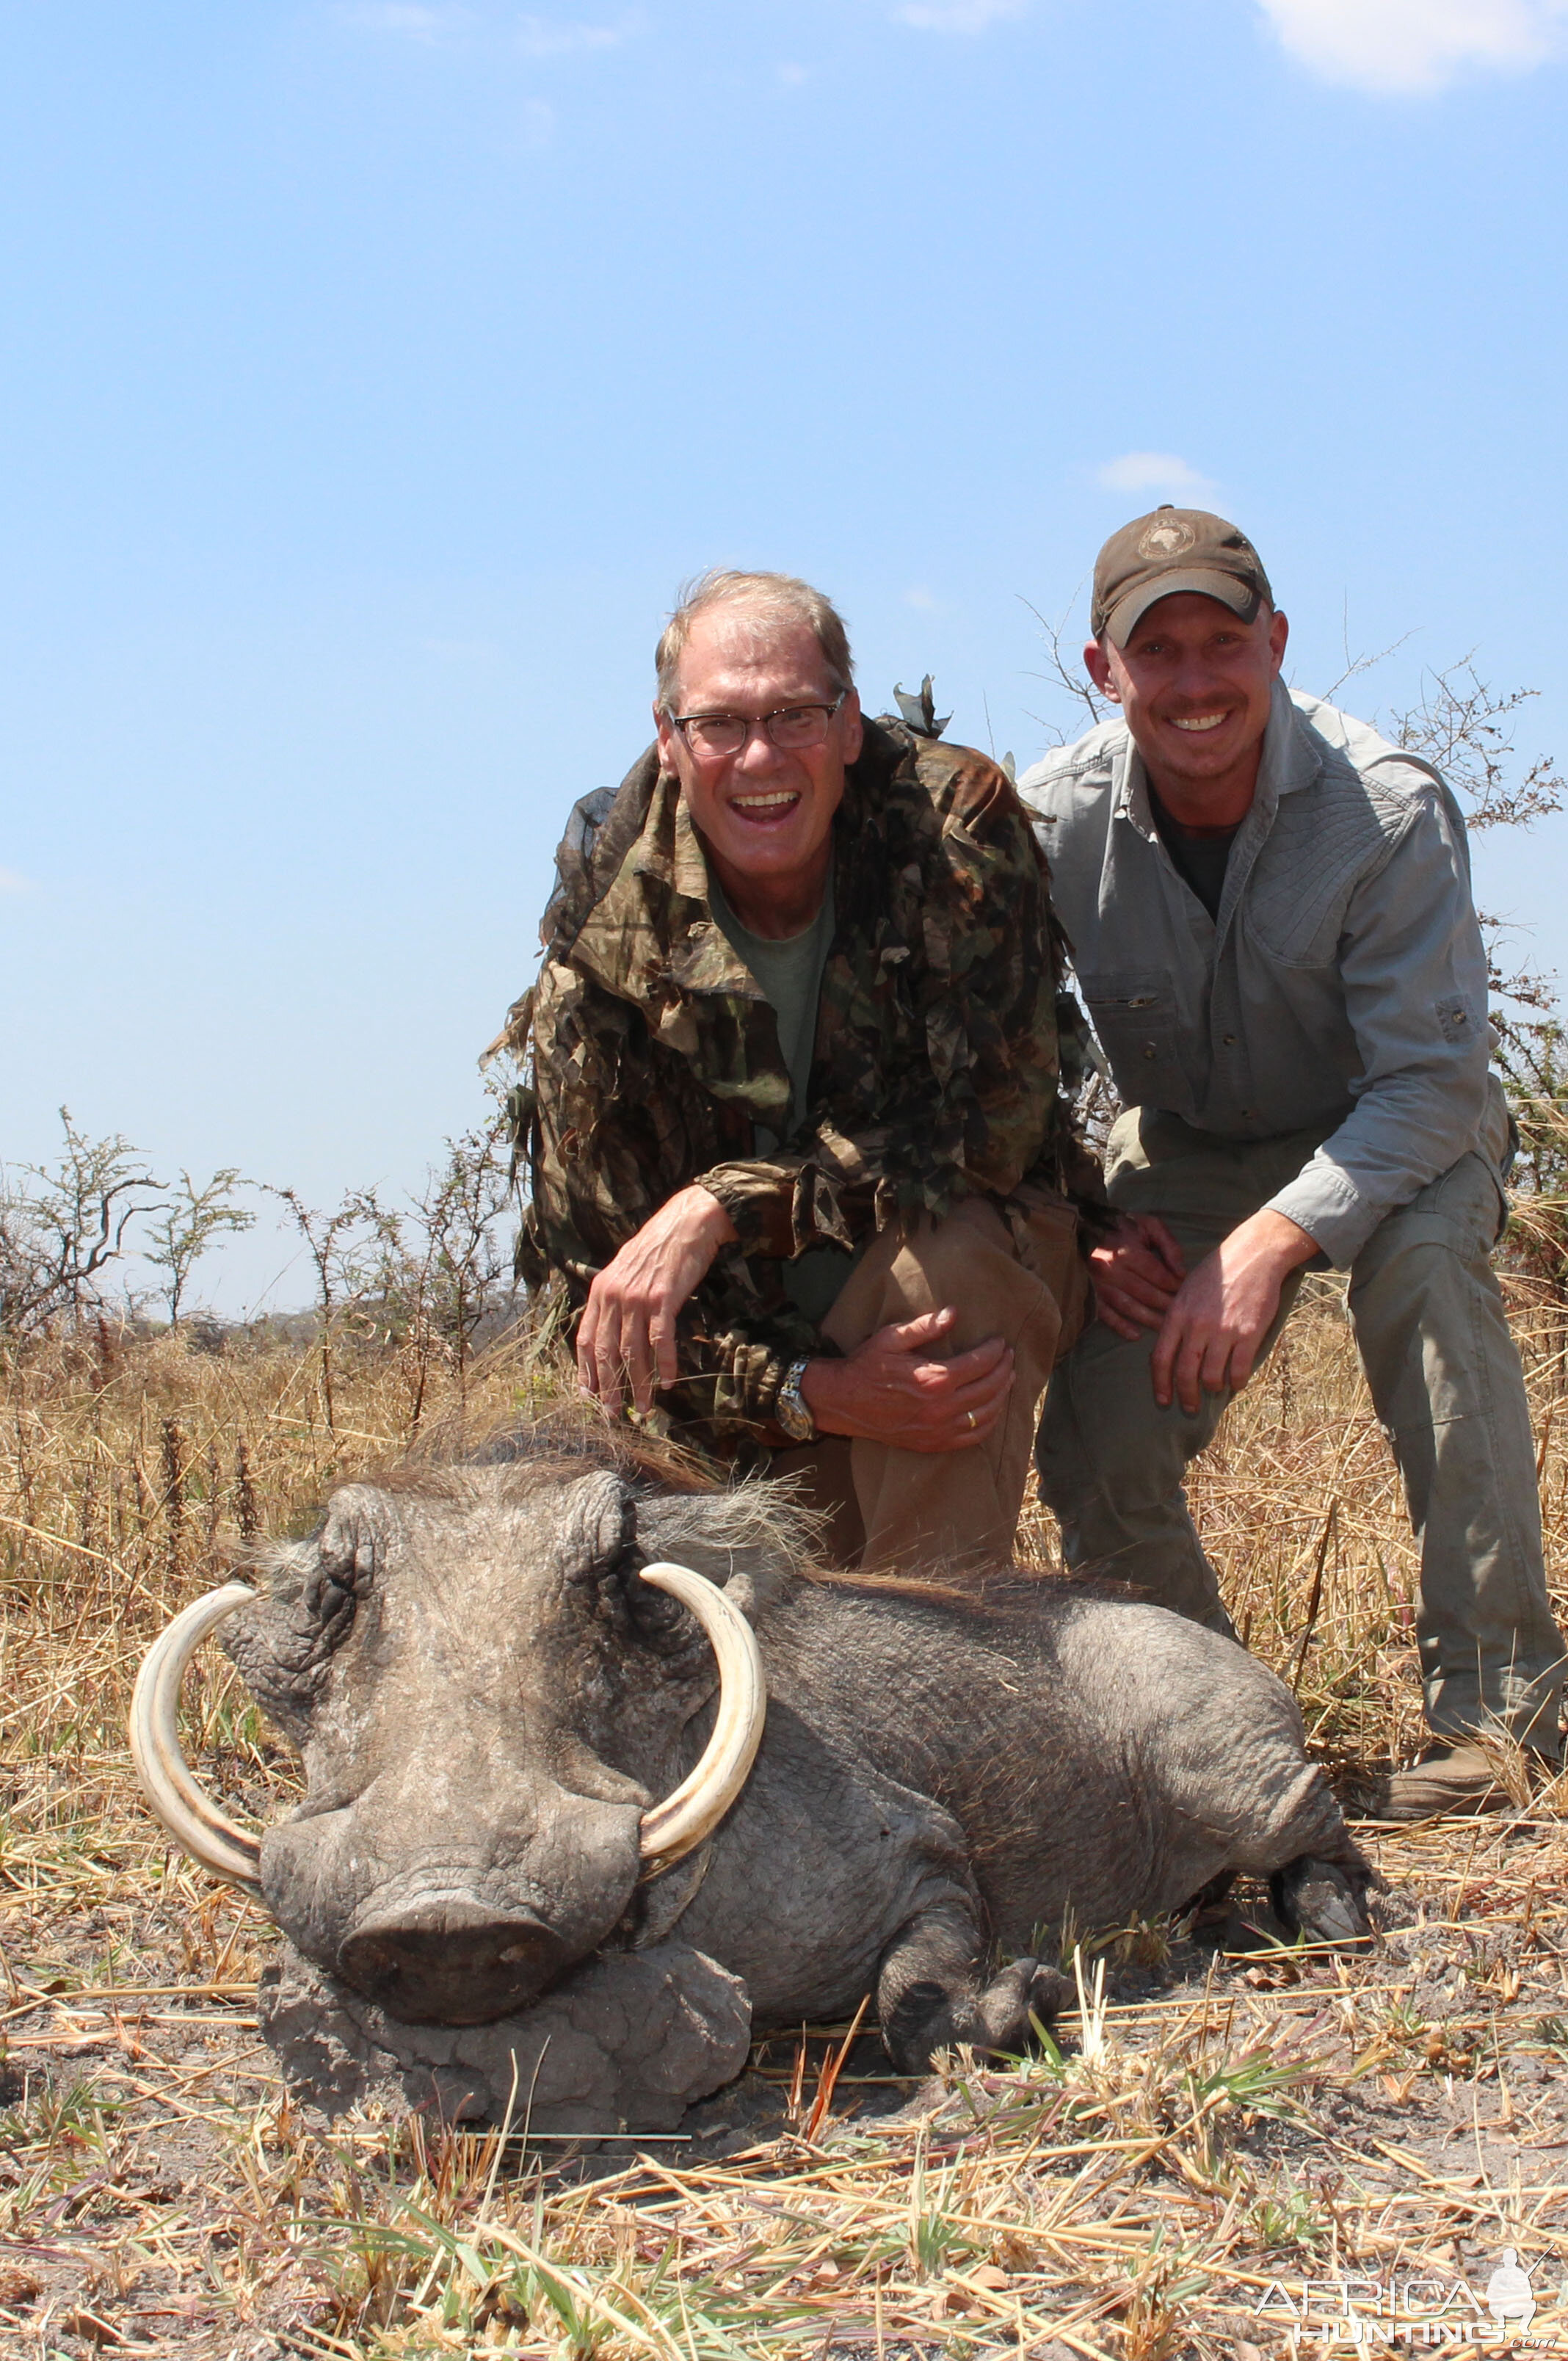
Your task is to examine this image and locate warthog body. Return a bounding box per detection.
[222,1432,1366,2114]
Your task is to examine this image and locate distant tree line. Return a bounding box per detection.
[0,1106,520,1413]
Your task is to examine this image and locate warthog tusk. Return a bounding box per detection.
[128,1584,264,1893]
[636,1562,767,1873]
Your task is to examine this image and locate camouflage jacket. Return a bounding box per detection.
[500,714,1097,1453]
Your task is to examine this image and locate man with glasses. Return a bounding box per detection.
[498,567,1095,1570]
[1018,508,1564,1817]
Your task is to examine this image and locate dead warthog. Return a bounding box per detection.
[131,1424,1368,2129]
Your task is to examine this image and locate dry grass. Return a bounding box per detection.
[2,1288,1568,2357]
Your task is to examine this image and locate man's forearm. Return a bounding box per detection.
[1267,799,1493,1266]
[1264,1067,1490,1268]
[1235,1208,1319,1283]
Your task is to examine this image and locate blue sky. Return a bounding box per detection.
[3,0,1567,1311]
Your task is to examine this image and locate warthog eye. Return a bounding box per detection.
[302,1566,356,1643]
[311,1572,353,1625]
[567,1473,707,1655]
[615,1551,716,1658]
[304,1538,372,1638]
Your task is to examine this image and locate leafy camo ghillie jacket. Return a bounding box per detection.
[499,715,1097,1453]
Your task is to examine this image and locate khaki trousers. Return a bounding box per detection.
[776,1189,1086,1575]
[1035,1085,1565,1752]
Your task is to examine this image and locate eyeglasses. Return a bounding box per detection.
[671,693,846,760]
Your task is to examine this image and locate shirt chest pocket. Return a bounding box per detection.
[1078,970,1190,1100]
[1241,818,1368,969]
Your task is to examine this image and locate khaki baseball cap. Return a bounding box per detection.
[1092,507,1274,646]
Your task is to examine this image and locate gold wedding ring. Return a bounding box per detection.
[965,1409,976,1430]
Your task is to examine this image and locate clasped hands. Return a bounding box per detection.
[576,1183,1010,1452]
[1090,1206,1317,1412]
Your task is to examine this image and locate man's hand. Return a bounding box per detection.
[1150,1209,1318,1415]
[1090,1214,1186,1338]
[800,1307,1013,1452]
[578,1186,738,1415]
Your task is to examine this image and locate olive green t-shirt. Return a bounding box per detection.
[707,871,857,1330]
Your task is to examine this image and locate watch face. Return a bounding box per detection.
[777,1374,814,1442]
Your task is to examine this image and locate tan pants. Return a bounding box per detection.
[775,1189,1086,1575]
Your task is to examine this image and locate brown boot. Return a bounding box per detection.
[1360,1741,1542,1822]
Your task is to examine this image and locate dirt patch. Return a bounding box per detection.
[2,1809,1567,2356]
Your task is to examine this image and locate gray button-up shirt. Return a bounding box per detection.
[1017,680,1492,1267]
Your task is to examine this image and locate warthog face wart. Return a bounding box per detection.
[226,1462,738,2025]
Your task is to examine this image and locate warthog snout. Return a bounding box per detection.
[338,1895,567,2025]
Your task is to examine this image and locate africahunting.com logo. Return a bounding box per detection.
[1258,2253,1557,2349]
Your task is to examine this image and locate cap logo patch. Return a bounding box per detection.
[1138,517,1195,559]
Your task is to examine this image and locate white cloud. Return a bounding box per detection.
[342,4,639,57]
[0,867,36,894]
[515,12,632,56]
[1257,0,1568,93]
[904,585,939,610]
[341,1,469,38]
[776,61,810,88]
[893,0,1026,31]
[1096,451,1216,498]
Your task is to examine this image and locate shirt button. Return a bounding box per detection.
[1143,1045,1157,1058]
[1241,1107,1256,1118]
[1222,1033,1237,1046]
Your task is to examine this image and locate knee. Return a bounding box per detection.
[1349,1233,1502,1332]
[890,1203,1047,1346]
[900,1201,1011,1297]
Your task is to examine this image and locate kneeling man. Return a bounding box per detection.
[1020,509,1564,1816]
[498,568,1092,1572]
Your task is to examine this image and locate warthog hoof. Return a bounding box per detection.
[881,1954,1071,2075]
[1270,1855,1373,1948]
[976,1955,1075,2053]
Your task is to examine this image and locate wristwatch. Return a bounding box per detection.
[774,1357,819,1444]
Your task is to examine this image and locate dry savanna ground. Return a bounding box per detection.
[3,1287,1568,2360]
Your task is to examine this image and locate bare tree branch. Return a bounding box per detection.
[0,1110,165,1337]
[1018,590,1109,746]
[1393,659,1566,833]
